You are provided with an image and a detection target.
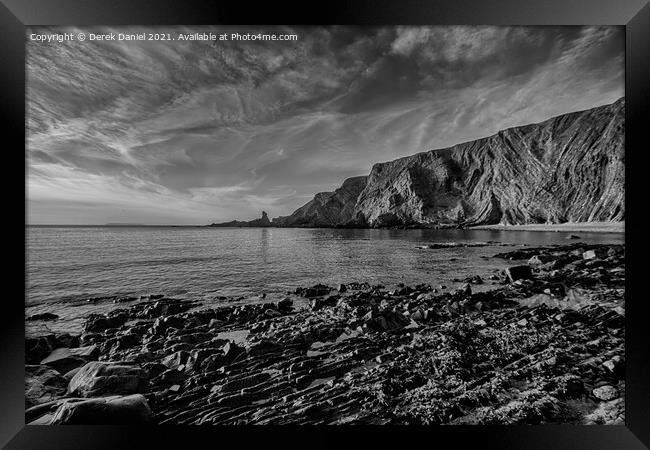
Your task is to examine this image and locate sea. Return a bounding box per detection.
[25,225,624,335]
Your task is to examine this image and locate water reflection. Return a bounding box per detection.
[27,226,623,305]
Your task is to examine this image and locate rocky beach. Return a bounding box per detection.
[25,241,625,425]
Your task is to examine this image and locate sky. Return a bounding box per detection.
[26,26,624,225]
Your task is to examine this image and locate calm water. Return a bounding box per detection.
[27,226,624,307]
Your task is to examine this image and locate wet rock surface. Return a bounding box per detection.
[25,243,624,425]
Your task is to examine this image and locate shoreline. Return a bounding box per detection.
[469,221,624,234]
[29,221,625,233]
[25,242,625,425]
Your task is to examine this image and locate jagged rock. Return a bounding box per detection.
[505,266,533,283]
[151,315,186,335]
[68,361,146,397]
[161,351,191,370]
[48,394,153,425]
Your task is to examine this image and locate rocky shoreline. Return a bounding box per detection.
[26,242,624,425]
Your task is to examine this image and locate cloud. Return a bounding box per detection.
[27,26,624,224]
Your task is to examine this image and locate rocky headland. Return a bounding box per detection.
[209,211,273,228]
[270,98,624,229]
[26,242,625,425]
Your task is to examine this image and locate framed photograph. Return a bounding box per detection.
[2,0,649,448]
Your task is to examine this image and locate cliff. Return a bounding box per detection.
[273,98,624,228]
[272,176,368,227]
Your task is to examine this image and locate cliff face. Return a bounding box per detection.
[272,176,368,227]
[274,98,624,228]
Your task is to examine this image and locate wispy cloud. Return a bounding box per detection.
[27,26,624,224]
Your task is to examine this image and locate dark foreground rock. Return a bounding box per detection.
[25,365,68,409]
[47,394,152,425]
[25,243,624,425]
[68,361,147,397]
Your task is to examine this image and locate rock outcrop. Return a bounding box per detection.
[274,98,624,228]
[209,211,272,228]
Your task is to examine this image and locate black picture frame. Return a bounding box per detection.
[2,0,648,448]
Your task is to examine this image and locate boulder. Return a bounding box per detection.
[505,265,533,283]
[363,310,410,332]
[583,248,608,260]
[277,297,293,311]
[26,335,56,365]
[54,333,81,349]
[25,365,68,408]
[582,250,597,260]
[592,385,618,401]
[68,361,146,397]
[49,394,152,425]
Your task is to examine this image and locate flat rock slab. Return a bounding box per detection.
[40,346,99,374]
[68,361,146,397]
[47,394,152,425]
